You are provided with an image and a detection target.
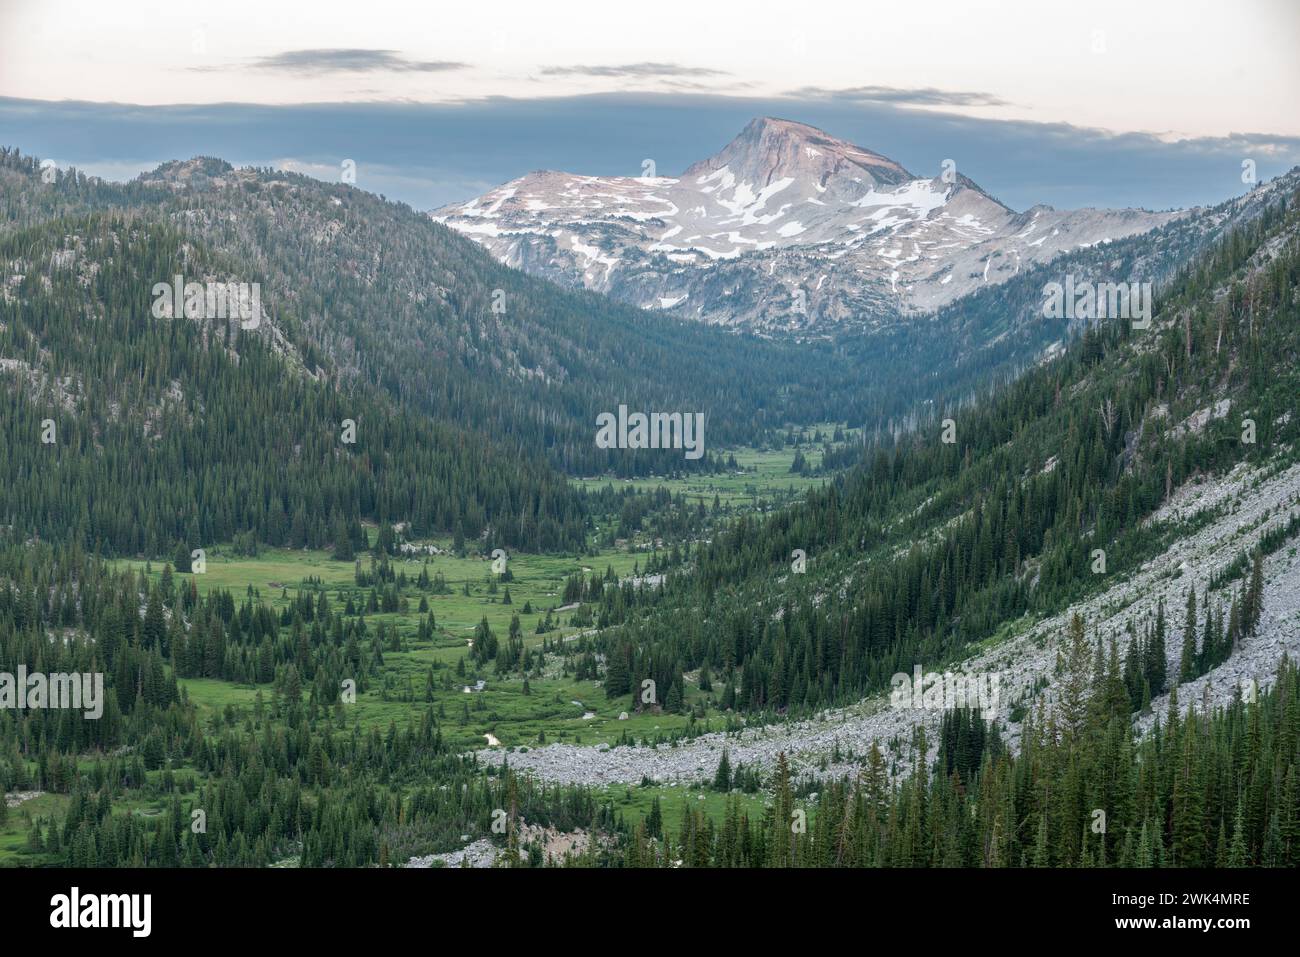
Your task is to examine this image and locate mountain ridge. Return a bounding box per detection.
[433,117,1183,332]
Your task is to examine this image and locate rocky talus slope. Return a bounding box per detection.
[478,456,1300,786]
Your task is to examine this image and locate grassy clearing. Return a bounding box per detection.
[0,438,861,862]
[112,527,738,753]
[600,782,770,830]
[109,439,854,752]
[571,432,849,508]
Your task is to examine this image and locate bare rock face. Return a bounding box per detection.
[433,117,1182,334]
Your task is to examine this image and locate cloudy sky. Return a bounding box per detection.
[2,0,1297,210]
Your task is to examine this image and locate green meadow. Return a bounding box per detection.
[572,427,851,508]
[1,438,854,860]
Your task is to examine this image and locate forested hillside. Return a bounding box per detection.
[631,654,1300,868]
[0,209,588,554]
[1,148,879,480]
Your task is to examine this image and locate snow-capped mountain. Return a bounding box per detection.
[433,117,1184,333]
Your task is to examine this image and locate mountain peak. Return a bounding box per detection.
[684,117,913,191]
[139,156,235,189]
[435,117,1182,332]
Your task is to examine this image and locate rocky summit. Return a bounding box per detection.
[434,117,1182,333]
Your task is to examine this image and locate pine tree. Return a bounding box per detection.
[1146,600,1168,695]
[647,796,664,841]
[713,749,732,792]
[1245,551,1265,636]
[1226,799,1248,867]
[603,646,630,699]
[1059,613,1092,739]
[1170,709,1206,867]
[332,515,354,561]
[1179,588,1198,683]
